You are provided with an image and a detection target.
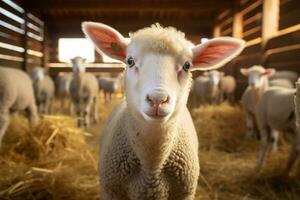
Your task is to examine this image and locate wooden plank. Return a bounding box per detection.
[280,0,300,15]
[27,38,42,51]
[266,29,300,49]
[0,12,22,28]
[243,3,262,19]
[0,1,23,18]
[280,8,300,30]
[243,20,261,32]
[243,31,261,41]
[0,34,22,46]
[0,58,23,69]
[0,47,23,57]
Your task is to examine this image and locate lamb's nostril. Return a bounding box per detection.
[146,94,169,107]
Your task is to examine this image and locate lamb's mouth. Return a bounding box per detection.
[143,111,170,121]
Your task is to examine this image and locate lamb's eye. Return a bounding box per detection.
[183,61,191,72]
[127,57,135,68]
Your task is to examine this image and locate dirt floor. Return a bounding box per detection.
[0,94,300,200]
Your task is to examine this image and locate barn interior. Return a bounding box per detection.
[1,0,300,199]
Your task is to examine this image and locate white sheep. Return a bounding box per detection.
[219,75,236,103]
[31,67,55,114]
[98,75,123,102]
[255,86,296,172]
[56,72,73,113]
[240,65,275,139]
[69,56,99,128]
[82,22,244,199]
[287,78,300,174]
[269,78,294,89]
[193,70,223,107]
[0,67,39,147]
[269,70,298,86]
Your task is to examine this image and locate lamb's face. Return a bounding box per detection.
[32,67,45,81]
[71,57,86,73]
[82,22,245,123]
[241,66,275,89]
[205,70,224,86]
[125,44,192,122]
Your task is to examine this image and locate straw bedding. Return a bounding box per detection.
[0,99,299,200]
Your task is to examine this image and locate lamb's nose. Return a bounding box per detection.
[146,94,169,107]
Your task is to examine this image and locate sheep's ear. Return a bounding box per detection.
[191,37,245,71]
[82,22,128,61]
[262,68,276,76]
[203,71,209,76]
[220,72,225,77]
[240,68,248,76]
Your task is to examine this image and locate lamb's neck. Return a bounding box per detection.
[73,72,83,88]
[127,112,178,173]
[251,77,269,105]
[209,81,219,97]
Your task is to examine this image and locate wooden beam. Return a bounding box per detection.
[233,0,243,38]
[262,0,279,43]
[25,1,233,12]
[22,10,28,72]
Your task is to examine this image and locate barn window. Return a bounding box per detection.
[58,38,95,63]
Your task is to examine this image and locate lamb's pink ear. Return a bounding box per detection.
[240,68,248,76]
[191,37,245,71]
[262,68,276,76]
[82,22,128,61]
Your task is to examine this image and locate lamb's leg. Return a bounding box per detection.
[73,100,81,127]
[83,98,91,128]
[27,102,39,127]
[60,94,65,113]
[284,129,300,175]
[92,96,98,124]
[0,109,9,148]
[245,111,255,139]
[271,129,279,152]
[256,127,271,171]
[48,98,53,114]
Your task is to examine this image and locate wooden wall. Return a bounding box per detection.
[214,0,300,99]
[0,0,45,74]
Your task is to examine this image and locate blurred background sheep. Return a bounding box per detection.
[31,67,55,114]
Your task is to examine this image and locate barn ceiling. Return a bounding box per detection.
[17,0,235,39]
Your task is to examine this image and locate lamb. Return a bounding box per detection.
[269,78,294,89]
[98,75,123,102]
[269,70,298,86]
[56,72,72,113]
[193,70,223,107]
[0,67,39,147]
[286,78,300,174]
[31,67,55,114]
[82,22,244,199]
[219,75,236,103]
[69,56,99,128]
[255,86,296,172]
[240,65,275,139]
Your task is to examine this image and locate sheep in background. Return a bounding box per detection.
[269,78,294,89]
[255,86,296,172]
[219,75,236,103]
[98,74,123,102]
[286,78,300,174]
[0,67,39,147]
[83,22,244,199]
[269,70,298,86]
[32,67,55,114]
[193,70,223,107]
[69,56,99,128]
[56,72,73,113]
[240,65,275,139]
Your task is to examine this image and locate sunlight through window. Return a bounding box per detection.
[58,38,95,62]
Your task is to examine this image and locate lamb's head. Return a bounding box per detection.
[71,56,86,73]
[82,22,244,123]
[240,65,275,88]
[32,66,45,81]
[204,70,224,86]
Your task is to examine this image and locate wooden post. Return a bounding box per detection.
[22,11,28,72]
[233,0,242,38]
[213,24,221,37]
[262,0,279,43]
[42,24,49,70]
